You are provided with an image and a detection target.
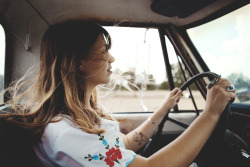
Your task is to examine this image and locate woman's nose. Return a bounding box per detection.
[108,55,115,63]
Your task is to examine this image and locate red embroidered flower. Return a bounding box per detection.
[104,147,122,167]
[104,157,115,167]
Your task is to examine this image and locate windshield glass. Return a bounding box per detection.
[187,4,250,103]
[99,27,167,112]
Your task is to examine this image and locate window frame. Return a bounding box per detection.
[0,24,6,104]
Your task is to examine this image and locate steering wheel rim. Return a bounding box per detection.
[141,72,231,162]
[179,71,219,91]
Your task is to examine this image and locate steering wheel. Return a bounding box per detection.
[141,72,231,164]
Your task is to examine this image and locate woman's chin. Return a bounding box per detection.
[99,77,111,85]
[104,79,111,84]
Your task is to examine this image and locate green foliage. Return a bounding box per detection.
[158,81,169,90]
[121,70,156,90]
[122,71,136,84]
[145,74,156,90]
[158,63,197,90]
[120,62,199,91]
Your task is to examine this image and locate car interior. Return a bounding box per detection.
[0,0,250,166]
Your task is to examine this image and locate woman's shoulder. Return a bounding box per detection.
[41,114,120,146]
[43,115,118,139]
[42,116,79,141]
[48,115,75,129]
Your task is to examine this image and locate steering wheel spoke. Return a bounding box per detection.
[167,117,189,129]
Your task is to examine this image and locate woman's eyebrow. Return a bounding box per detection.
[99,44,107,51]
[91,43,106,51]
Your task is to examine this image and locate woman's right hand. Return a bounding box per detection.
[204,78,236,117]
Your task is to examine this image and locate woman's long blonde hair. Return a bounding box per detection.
[2,20,114,137]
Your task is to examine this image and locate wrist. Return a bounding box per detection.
[157,105,171,115]
[147,117,157,125]
[152,108,169,125]
[202,109,221,122]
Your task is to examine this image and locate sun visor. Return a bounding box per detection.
[151,0,217,18]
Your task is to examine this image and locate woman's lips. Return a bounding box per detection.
[107,68,112,73]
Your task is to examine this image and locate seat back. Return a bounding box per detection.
[0,108,40,167]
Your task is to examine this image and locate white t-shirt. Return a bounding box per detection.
[33,116,136,167]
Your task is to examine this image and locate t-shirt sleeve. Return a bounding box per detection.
[48,125,136,167]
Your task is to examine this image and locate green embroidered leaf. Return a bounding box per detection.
[99,154,105,160]
[84,154,93,161]
[98,134,105,141]
[115,159,121,164]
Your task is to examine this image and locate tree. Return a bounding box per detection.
[228,73,250,90]
[145,74,156,90]
[122,70,136,84]
[158,63,197,90]
[159,81,169,90]
[121,70,157,91]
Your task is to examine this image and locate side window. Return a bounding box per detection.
[0,25,5,104]
[98,27,167,113]
[187,4,250,104]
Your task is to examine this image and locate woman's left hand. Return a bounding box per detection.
[157,88,183,114]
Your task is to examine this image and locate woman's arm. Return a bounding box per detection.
[121,88,183,152]
[127,78,236,167]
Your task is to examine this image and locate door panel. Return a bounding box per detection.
[112,112,197,134]
[230,103,250,146]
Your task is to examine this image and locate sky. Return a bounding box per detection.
[0,4,249,84]
[104,26,177,84]
[187,4,250,79]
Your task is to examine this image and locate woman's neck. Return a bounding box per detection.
[84,83,96,110]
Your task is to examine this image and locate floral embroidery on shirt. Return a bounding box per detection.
[84,134,123,167]
[85,154,105,161]
[99,134,110,149]
[105,147,122,167]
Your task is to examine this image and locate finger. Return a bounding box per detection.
[230,97,235,104]
[228,92,236,103]
[174,90,183,98]
[214,78,235,93]
[176,96,182,103]
[224,85,236,93]
[170,88,179,96]
[218,78,231,87]
[219,78,236,93]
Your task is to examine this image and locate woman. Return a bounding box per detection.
[3,20,235,167]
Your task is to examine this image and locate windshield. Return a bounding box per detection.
[187,4,250,103]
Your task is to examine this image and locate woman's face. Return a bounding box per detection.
[80,34,115,86]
